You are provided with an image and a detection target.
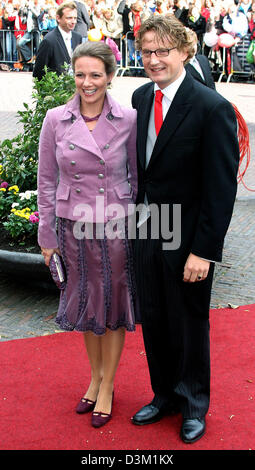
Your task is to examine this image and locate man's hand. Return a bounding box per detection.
[183,253,210,283]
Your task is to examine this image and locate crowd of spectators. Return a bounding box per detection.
[0,0,255,72]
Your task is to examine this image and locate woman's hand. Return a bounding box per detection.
[41,247,61,267]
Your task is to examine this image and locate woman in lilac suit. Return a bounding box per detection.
[38,42,138,428]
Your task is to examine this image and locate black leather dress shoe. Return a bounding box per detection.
[132,402,179,426]
[180,417,206,443]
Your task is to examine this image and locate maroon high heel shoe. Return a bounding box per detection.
[91,392,114,428]
[76,397,96,414]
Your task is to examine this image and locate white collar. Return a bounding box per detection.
[189,55,198,65]
[58,25,72,40]
[154,69,186,102]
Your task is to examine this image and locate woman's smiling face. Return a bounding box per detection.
[74,56,114,111]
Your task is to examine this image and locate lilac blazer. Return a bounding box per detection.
[38,92,137,248]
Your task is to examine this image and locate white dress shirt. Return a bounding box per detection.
[58,26,72,58]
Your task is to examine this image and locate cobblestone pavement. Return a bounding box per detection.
[0,72,254,341]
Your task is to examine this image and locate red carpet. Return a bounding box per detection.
[0,304,255,451]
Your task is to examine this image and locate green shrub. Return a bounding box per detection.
[0,68,75,245]
[0,68,75,192]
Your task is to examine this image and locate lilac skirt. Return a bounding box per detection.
[55,218,137,335]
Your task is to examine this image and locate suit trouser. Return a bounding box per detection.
[134,231,215,418]
[17,31,39,62]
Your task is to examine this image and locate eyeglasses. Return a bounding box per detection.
[141,47,177,58]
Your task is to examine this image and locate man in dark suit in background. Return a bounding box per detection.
[74,1,91,41]
[33,1,82,81]
[185,29,215,89]
[131,15,239,443]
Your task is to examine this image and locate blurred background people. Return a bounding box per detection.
[74,0,92,41]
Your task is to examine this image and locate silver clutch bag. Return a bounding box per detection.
[49,253,66,290]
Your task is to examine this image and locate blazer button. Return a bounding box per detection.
[98,173,104,179]
[71,161,76,165]
[104,144,110,149]
[76,188,81,193]
[99,188,105,193]
[69,144,75,150]
[74,174,80,179]
[99,159,105,165]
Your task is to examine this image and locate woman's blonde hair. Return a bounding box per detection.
[135,14,195,64]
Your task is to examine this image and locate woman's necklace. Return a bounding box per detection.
[81,113,101,122]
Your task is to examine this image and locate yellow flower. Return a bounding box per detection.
[13,211,27,219]
[0,188,6,192]
[0,164,3,175]
[8,185,19,193]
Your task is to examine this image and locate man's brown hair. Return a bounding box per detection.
[135,14,194,64]
[56,1,77,18]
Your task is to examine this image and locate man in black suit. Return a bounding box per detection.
[185,52,215,89]
[74,1,91,41]
[131,15,239,443]
[185,29,215,89]
[33,1,82,81]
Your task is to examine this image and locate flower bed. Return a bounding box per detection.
[0,182,39,252]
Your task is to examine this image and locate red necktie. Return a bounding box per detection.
[154,90,164,136]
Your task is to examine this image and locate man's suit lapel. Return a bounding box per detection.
[55,27,70,63]
[137,84,154,169]
[147,73,193,169]
[71,32,80,50]
[185,61,205,85]
[197,55,213,87]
